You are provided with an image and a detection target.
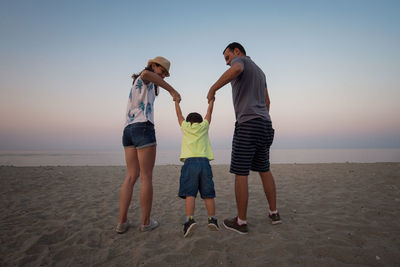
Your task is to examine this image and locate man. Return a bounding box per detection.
[207,42,281,234]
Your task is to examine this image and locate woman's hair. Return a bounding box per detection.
[186,112,203,124]
[131,64,159,96]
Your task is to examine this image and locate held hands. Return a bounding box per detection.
[171,90,181,103]
[171,89,216,104]
[207,89,216,103]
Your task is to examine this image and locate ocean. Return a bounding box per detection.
[0,149,399,166]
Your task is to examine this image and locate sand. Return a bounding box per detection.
[0,163,399,266]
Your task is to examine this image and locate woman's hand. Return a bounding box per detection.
[170,90,181,103]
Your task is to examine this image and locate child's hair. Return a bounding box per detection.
[131,65,159,96]
[186,112,203,124]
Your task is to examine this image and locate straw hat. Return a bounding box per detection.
[147,56,170,77]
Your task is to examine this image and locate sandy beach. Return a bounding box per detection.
[0,163,399,266]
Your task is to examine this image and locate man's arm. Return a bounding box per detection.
[204,98,215,124]
[207,61,244,102]
[174,100,185,125]
[265,86,270,112]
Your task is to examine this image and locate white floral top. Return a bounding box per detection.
[125,77,156,127]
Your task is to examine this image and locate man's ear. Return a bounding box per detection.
[234,48,241,55]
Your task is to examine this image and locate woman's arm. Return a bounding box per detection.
[141,70,181,102]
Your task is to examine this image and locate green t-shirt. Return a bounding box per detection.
[180,119,214,162]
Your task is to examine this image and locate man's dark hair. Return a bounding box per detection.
[223,42,246,55]
[186,112,203,124]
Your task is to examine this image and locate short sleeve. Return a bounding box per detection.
[181,120,189,130]
[231,57,244,68]
[201,119,210,130]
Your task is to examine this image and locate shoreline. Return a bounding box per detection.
[1,148,400,166]
[1,161,400,167]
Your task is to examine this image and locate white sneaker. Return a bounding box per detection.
[115,220,132,234]
[140,219,159,232]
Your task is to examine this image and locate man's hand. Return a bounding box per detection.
[207,89,216,103]
[207,60,243,103]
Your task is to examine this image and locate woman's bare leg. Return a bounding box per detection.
[118,147,140,223]
[137,145,156,225]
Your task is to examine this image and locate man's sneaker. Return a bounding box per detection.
[208,217,219,231]
[183,217,197,238]
[269,212,282,225]
[140,219,159,232]
[115,220,132,234]
[223,217,248,234]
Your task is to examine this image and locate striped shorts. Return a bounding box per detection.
[230,118,274,176]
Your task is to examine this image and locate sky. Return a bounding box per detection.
[0,0,399,151]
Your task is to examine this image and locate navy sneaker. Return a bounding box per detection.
[269,212,282,225]
[223,217,248,234]
[208,217,219,231]
[183,217,197,238]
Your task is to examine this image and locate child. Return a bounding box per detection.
[174,98,218,238]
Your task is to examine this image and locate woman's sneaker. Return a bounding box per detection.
[115,220,132,234]
[183,217,197,238]
[223,217,248,234]
[208,217,219,231]
[269,212,282,225]
[140,219,159,232]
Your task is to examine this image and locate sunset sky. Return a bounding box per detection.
[1,0,399,151]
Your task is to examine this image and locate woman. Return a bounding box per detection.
[116,56,181,233]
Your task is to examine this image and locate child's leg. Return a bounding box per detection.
[204,198,215,217]
[205,198,219,230]
[186,196,196,217]
[200,160,215,217]
[183,196,197,237]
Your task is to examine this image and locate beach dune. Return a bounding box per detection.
[0,163,399,266]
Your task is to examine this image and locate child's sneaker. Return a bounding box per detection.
[223,217,248,234]
[208,217,219,231]
[183,217,197,238]
[269,212,282,225]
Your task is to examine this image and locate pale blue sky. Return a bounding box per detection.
[0,0,399,150]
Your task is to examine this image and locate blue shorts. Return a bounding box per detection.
[230,118,274,176]
[179,157,215,199]
[122,121,157,149]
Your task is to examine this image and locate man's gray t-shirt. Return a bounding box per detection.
[230,56,271,123]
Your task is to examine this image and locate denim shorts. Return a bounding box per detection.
[178,157,215,199]
[122,121,157,149]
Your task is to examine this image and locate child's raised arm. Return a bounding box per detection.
[174,100,185,125]
[204,98,215,124]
